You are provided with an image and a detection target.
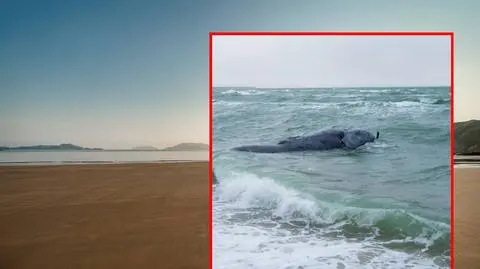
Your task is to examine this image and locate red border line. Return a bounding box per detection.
[450,32,455,269]
[209,31,455,269]
[211,31,453,36]
[208,32,213,269]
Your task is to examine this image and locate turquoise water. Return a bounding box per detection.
[213,87,450,269]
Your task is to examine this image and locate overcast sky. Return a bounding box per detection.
[213,35,450,88]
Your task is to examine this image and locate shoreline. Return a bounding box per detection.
[454,163,480,169]
[454,159,480,163]
[455,167,480,268]
[0,150,209,152]
[0,160,208,166]
[0,162,209,269]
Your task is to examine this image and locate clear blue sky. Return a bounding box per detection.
[1,1,478,148]
[214,35,450,88]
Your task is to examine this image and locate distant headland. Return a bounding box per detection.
[130,143,209,151]
[0,143,209,152]
[161,143,209,151]
[131,146,159,151]
[455,120,480,155]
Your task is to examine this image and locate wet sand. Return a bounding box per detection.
[455,167,480,269]
[0,162,209,269]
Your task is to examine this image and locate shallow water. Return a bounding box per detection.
[213,87,450,269]
[0,151,208,165]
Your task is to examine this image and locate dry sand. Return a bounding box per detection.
[0,162,209,269]
[455,167,480,269]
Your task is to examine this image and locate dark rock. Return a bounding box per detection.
[455,120,480,155]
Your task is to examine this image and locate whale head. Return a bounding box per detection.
[342,130,377,149]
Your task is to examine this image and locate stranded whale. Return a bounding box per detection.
[232,129,379,153]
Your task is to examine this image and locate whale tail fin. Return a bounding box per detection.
[376,131,379,139]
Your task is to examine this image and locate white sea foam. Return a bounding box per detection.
[213,172,448,269]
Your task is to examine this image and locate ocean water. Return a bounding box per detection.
[213,87,450,269]
[0,151,208,165]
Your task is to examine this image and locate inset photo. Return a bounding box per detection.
[211,33,452,269]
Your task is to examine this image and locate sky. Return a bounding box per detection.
[214,35,450,88]
[0,1,478,148]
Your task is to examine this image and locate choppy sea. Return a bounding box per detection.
[213,87,450,269]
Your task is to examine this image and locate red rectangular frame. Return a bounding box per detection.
[208,31,455,269]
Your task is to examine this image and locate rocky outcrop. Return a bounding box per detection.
[455,120,480,155]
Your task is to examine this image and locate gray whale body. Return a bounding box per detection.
[232,129,378,153]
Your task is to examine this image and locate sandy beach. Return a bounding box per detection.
[455,167,480,268]
[0,162,209,269]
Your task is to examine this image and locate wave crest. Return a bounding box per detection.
[214,172,450,258]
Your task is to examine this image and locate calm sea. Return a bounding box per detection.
[454,155,480,168]
[0,151,208,165]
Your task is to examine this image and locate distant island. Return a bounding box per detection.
[131,146,159,151]
[161,143,209,151]
[0,143,209,152]
[455,120,480,155]
[129,143,208,151]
